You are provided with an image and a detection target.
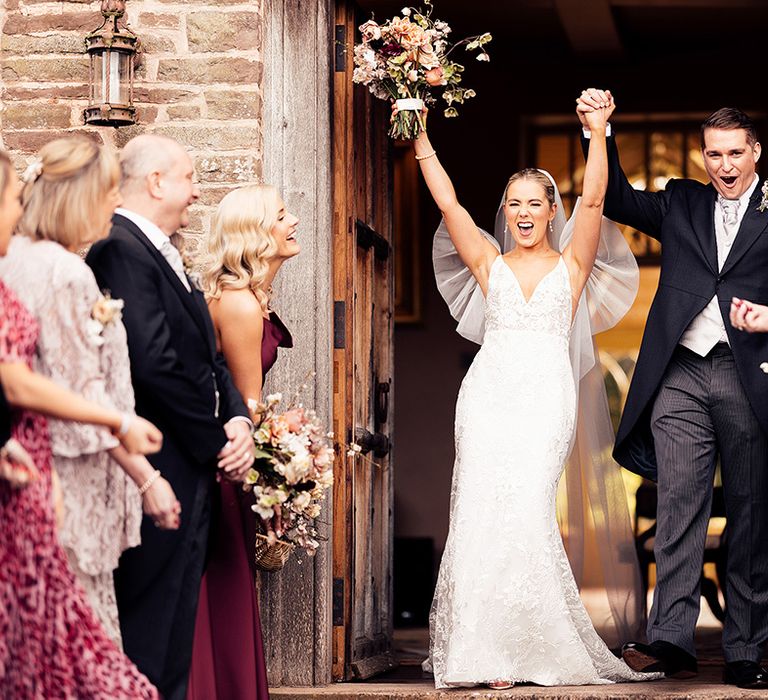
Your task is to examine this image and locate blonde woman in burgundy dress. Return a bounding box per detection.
[187,184,298,699]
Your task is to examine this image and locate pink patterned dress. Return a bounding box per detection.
[0,279,158,699]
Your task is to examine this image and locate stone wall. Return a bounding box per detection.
[1,0,336,686]
[1,0,265,243]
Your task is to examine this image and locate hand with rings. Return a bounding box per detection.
[217,419,255,482]
[730,297,768,333]
[142,473,181,530]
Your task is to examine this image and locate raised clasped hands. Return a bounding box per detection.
[217,419,255,482]
[730,297,768,333]
[576,88,615,131]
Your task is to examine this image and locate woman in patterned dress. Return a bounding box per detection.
[0,137,181,645]
[0,150,160,698]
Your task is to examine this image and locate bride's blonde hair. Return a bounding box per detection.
[200,184,280,312]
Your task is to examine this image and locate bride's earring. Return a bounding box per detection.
[548,221,554,235]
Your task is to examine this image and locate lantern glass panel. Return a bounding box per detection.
[98,49,130,105]
[91,51,104,102]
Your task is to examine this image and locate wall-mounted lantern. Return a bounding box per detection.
[84,0,138,127]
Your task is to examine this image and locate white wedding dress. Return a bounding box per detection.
[427,253,655,687]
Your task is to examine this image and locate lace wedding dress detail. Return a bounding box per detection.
[426,255,654,688]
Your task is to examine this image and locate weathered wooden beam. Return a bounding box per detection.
[554,0,623,56]
[261,0,334,688]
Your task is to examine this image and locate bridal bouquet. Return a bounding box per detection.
[243,393,334,562]
[352,1,492,140]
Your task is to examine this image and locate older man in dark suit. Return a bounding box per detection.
[87,134,254,700]
[578,92,768,689]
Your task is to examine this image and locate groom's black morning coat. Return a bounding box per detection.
[86,213,248,699]
[587,133,768,481]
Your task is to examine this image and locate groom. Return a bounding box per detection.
[577,92,768,689]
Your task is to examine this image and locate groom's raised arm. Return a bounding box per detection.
[577,88,670,242]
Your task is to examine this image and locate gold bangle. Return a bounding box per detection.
[415,150,436,161]
[139,469,161,496]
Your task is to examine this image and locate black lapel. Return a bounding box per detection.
[720,179,768,276]
[114,214,212,344]
[689,184,718,276]
[190,286,218,361]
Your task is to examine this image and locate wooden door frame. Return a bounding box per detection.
[331,0,396,681]
[260,0,334,687]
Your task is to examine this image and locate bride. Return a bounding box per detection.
[413,95,661,688]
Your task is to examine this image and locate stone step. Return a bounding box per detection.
[271,668,757,700]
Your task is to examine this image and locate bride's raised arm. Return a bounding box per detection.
[414,119,498,285]
[564,93,615,297]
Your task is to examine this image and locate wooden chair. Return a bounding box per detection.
[634,481,727,623]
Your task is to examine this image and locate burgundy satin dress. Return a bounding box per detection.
[187,313,292,700]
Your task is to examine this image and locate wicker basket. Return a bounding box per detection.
[254,533,294,572]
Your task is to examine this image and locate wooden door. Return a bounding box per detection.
[332,0,396,682]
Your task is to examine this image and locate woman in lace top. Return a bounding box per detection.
[187,185,297,700]
[0,137,181,645]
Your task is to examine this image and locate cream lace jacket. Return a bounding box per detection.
[0,235,142,576]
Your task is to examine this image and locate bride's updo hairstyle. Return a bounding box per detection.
[17,137,119,249]
[504,168,556,207]
[200,184,280,313]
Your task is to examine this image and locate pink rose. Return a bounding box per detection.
[425,66,446,86]
[359,19,381,41]
[283,408,305,433]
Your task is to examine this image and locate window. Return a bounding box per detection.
[529,121,709,264]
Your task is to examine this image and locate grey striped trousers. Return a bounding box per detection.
[649,342,768,662]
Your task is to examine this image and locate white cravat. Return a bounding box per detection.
[159,239,192,293]
[679,175,759,356]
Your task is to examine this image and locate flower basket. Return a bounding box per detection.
[253,533,294,572]
[243,390,335,568]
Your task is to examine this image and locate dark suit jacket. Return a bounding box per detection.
[87,213,248,486]
[586,133,768,480]
[86,213,249,688]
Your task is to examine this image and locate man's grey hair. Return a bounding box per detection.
[119,134,185,194]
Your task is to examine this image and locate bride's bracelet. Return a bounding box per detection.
[415,150,436,161]
[138,469,162,496]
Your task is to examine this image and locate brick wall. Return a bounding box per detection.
[0,0,265,241]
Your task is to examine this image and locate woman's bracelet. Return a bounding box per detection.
[138,469,161,496]
[114,412,133,437]
[415,150,436,161]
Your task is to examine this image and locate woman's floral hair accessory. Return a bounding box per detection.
[21,157,43,185]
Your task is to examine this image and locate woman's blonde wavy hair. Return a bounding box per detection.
[200,184,281,312]
[17,136,119,249]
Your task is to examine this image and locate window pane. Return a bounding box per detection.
[650,132,683,191]
[686,133,708,183]
[536,134,572,195]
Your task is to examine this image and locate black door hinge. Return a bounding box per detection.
[335,25,347,72]
[333,577,345,626]
[334,300,346,349]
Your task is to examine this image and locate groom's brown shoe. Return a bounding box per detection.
[621,640,698,679]
[723,661,768,689]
